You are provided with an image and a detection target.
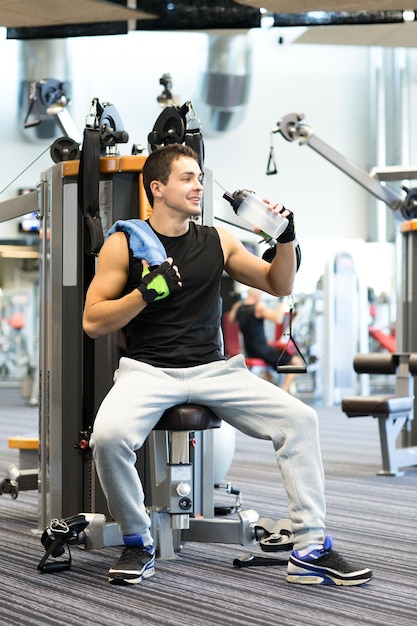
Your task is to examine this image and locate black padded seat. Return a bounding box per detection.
[408,353,417,376]
[154,404,222,431]
[341,395,413,418]
[341,353,417,475]
[352,353,399,374]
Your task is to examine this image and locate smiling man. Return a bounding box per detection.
[82,143,372,587]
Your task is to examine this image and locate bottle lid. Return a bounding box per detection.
[223,189,253,214]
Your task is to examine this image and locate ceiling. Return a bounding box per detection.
[2,0,417,46]
[0,0,154,28]
[295,21,417,47]
[1,1,261,36]
[237,0,417,47]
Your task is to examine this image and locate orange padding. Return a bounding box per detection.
[62,155,148,177]
[8,436,38,450]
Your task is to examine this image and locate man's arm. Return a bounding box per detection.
[82,232,148,338]
[218,226,296,297]
[255,299,284,324]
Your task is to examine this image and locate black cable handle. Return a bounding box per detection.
[276,299,308,374]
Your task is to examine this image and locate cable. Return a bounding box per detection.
[214,178,227,193]
[276,296,308,374]
[0,144,52,197]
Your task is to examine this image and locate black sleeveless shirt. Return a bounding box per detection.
[235,303,268,356]
[123,220,226,367]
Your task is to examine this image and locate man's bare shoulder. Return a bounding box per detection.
[97,231,129,268]
[102,230,129,253]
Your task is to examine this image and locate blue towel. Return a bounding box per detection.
[105,219,166,267]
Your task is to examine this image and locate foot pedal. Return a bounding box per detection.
[233,553,288,568]
[255,517,294,552]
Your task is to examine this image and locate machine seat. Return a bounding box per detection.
[341,395,412,418]
[154,404,222,431]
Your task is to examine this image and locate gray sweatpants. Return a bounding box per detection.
[90,354,325,550]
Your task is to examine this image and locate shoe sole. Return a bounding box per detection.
[108,566,155,585]
[287,573,372,586]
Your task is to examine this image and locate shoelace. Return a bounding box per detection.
[119,546,144,561]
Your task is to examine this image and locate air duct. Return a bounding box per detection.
[195,33,252,136]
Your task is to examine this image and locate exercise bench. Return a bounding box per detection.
[341,352,417,476]
[0,435,38,497]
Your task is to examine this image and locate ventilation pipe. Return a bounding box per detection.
[195,33,252,136]
[18,39,71,142]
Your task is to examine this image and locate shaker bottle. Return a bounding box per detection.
[223,189,288,239]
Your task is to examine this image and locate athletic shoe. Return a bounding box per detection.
[108,545,156,585]
[287,535,372,586]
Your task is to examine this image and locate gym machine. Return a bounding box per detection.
[34,94,207,528]
[1,86,295,571]
[75,101,292,567]
[272,112,417,469]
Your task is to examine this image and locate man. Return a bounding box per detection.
[230,288,302,393]
[83,143,372,587]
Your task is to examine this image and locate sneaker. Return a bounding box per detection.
[287,536,372,586]
[108,545,156,585]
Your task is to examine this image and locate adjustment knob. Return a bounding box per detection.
[178,497,192,511]
[176,482,191,497]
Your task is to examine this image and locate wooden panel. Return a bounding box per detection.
[8,436,38,450]
[0,0,154,28]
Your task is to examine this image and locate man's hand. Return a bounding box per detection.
[276,208,295,243]
[253,201,295,244]
[138,258,182,304]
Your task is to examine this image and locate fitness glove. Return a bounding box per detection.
[138,261,181,304]
[277,210,295,243]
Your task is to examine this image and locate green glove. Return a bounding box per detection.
[137,261,181,304]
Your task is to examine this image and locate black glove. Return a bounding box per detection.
[277,209,295,243]
[138,261,181,304]
[262,240,302,272]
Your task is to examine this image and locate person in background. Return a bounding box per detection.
[230,288,302,393]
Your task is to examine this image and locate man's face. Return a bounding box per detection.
[160,156,204,217]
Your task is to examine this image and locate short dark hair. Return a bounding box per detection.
[142,144,200,207]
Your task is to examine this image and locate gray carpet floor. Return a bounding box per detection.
[0,386,416,626]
